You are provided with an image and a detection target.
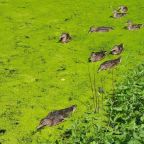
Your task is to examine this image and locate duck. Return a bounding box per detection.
[125,20,143,30]
[112,10,127,18]
[37,105,76,130]
[118,6,128,13]
[89,26,114,32]
[110,43,124,55]
[88,51,107,62]
[98,57,121,72]
[59,33,72,43]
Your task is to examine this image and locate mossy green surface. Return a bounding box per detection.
[0,0,144,143]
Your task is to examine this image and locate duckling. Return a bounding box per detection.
[112,10,127,18]
[98,57,121,72]
[59,33,72,43]
[110,43,124,55]
[37,105,76,130]
[118,6,128,13]
[88,51,107,62]
[125,20,143,30]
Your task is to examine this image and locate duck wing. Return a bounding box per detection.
[96,27,113,32]
[89,51,106,62]
[98,57,121,72]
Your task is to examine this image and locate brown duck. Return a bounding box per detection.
[112,10,127,18]
[88,51,107,62]
[59,33,72,43]
[118,6,128,13]
[37,105,76,130]
[110,43,124,55]
[89,26,113,32]
[98,57,121,72]
[125,21,143,30]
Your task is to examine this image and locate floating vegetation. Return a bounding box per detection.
[0,1,143,143]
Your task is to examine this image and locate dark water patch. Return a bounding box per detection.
[0,129,6,135]
[0,0,8,4]
[57,65,66,71]
[14,121,19,125]
[41,88,46,92]
[64,18,70,21]
[68,97,73,101]
[40,57,46,64]
[25,35,30,39]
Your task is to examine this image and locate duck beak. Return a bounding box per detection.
[37,124,44,130]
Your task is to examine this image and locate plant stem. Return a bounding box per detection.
[88,64,96,113]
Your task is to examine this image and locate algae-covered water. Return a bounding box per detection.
[0,0,144,143]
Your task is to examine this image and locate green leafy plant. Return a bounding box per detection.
[60,64,144,144]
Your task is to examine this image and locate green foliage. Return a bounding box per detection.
[60,64,144,144]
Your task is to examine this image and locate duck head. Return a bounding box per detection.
[89,26,96,33]
[70,105,77,112]
[37,118,52,130]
